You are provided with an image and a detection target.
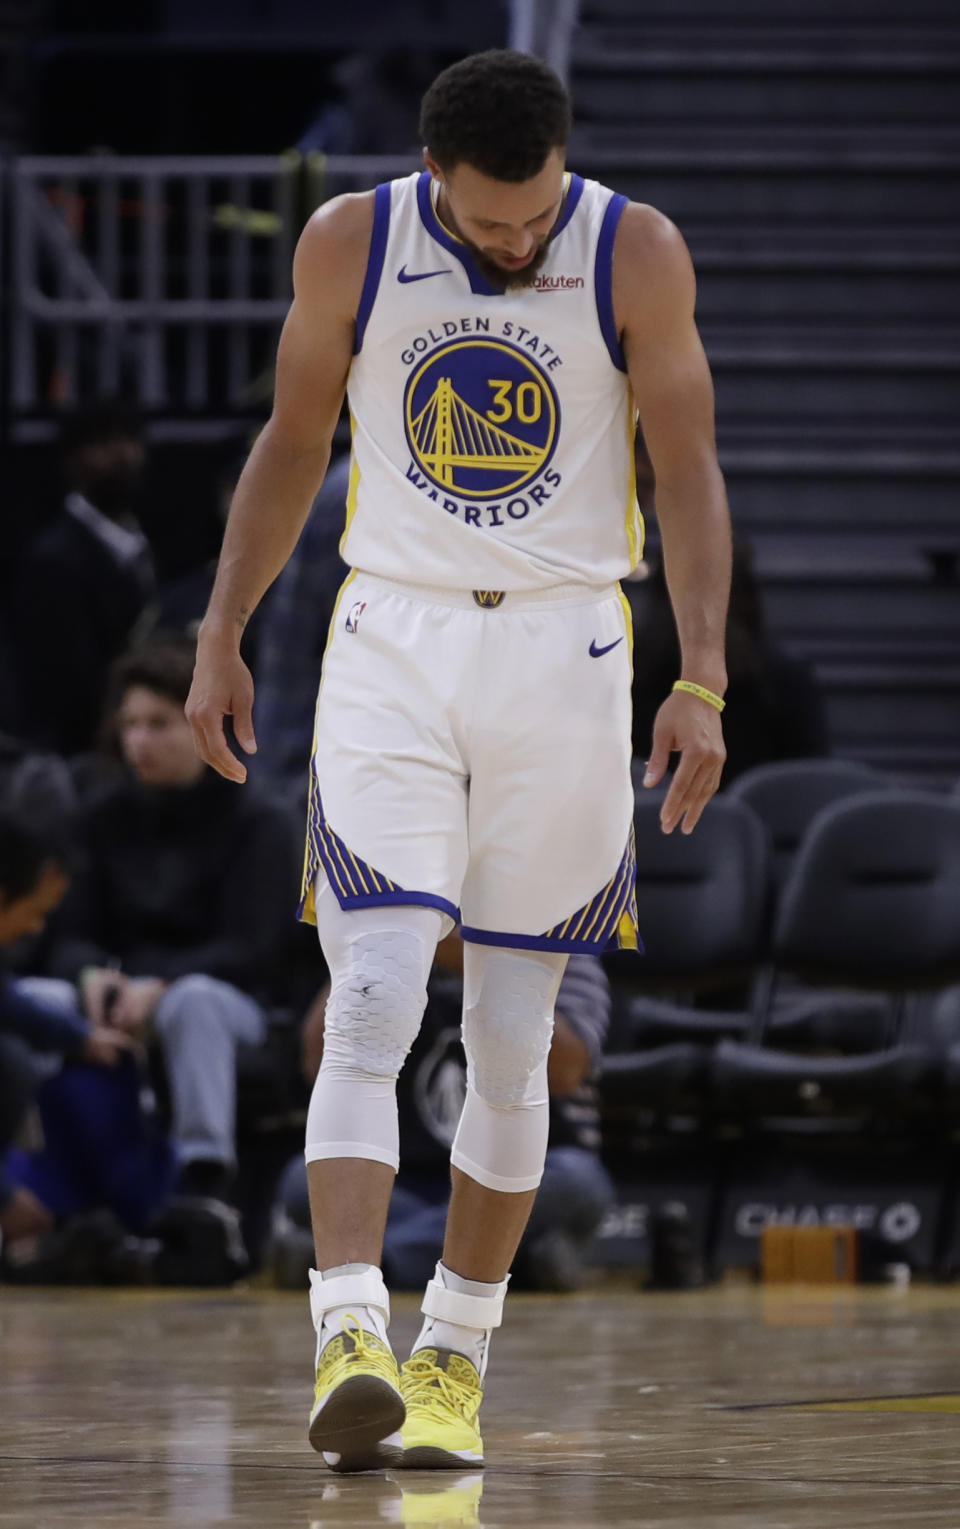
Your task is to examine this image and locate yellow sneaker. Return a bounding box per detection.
[399,1348,484,1469]
[308,1314,405,1473]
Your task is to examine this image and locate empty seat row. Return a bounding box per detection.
[603,763,960,1129]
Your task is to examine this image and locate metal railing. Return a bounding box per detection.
[6,152,417,431]
[510,0,580,84]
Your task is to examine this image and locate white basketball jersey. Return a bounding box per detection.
[341,171,642,592]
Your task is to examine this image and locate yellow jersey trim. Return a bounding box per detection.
[625,386,644,570]
[338,412,362,556]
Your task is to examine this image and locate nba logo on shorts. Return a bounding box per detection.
[345,600,367,634]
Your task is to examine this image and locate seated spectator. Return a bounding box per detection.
[630,537,829,785]
[11,404,154,756]
[137,443,267,673]
[0,731,77,839]
[0,812,148,1275]
[270,936,615,1293]
[296,50,423,157]
[250,452,351,803]
[42,642,301,1282]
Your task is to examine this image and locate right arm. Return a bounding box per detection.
[186,193,373,782]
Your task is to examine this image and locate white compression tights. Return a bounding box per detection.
[450,942,566,1192]
[305,881,443,1172]
[304,882,567,1193]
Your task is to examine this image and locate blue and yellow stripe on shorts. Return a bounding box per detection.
[299,790,460,923]
[461,830,641,956]
[298,565,356,926]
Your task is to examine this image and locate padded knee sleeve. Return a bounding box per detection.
[451,947,566,1193]
[305,904,440,1172]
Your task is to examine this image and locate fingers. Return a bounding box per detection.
[642,716,674,789]
[185,658,255,781]
[81,969,122,1025]
[188,706,248,784]
[660,755,724,835]
[86,1026,134,1066]
[232,697,258,757]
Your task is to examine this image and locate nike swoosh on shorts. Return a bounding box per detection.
[589,637,624,658]
[397,265,453,283]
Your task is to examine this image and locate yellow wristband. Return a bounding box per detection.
[672,680,725,713]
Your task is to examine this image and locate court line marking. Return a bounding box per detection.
[728,1391,960,1413]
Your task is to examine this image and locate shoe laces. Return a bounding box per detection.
[402,1352,481,1423]
[316,1313,396,1392]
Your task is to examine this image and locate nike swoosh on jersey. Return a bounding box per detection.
[589,637,624,658]
[397,265,453,283]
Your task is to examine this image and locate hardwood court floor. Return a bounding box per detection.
[2,1281,959,1527]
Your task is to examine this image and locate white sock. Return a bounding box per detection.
[413,1262,502,1376]
[318,1261,389,1350]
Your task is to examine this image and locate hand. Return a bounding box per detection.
[112,977,167,1035]
[79,967,128,1025]
[185,636,257,784]
[82,1024,135,1066]
[643,690,726,834]
[0,1186,54,1241]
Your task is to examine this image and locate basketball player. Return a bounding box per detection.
[187,50,731,1471]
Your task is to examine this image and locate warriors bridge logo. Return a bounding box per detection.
[403,337,560,501]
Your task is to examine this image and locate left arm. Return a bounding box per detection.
[614,203,731,834]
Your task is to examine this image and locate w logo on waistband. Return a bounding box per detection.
[473,589,505,608]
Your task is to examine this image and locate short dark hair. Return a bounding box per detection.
[58,401,143,462]
[107,642,196,715]
[0,812,64,901]
[420,50,571,182]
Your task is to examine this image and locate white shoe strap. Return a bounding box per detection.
[309,1267,391,1329]
[421,1273,508,1330]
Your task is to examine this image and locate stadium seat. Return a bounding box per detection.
[711,790,960,1123]
[601,794,771,1118]
[627,792,772,989]
[726,756,892,889]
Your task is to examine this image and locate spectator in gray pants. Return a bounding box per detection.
[272,938,615,1292]
[44,643,300,1282]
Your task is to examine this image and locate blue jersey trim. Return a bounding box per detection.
[551,172,585,240]
[461,925,644,956]
[594,191,628,372]
[416,171,502,297]
[354,181,392,354]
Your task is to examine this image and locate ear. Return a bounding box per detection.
[422,149,442,182]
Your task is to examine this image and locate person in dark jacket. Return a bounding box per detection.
[43,642,300,1278]
[11,405,154,756]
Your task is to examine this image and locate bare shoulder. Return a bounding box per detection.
[615,201,686,261]
[293,191,377,315]
[612,202,695,325]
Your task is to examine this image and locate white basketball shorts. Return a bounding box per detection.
[298,571,639,955]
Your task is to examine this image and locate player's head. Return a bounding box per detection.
[420,49,571,288]
[0,813,68,945]
[104,642,205,790]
